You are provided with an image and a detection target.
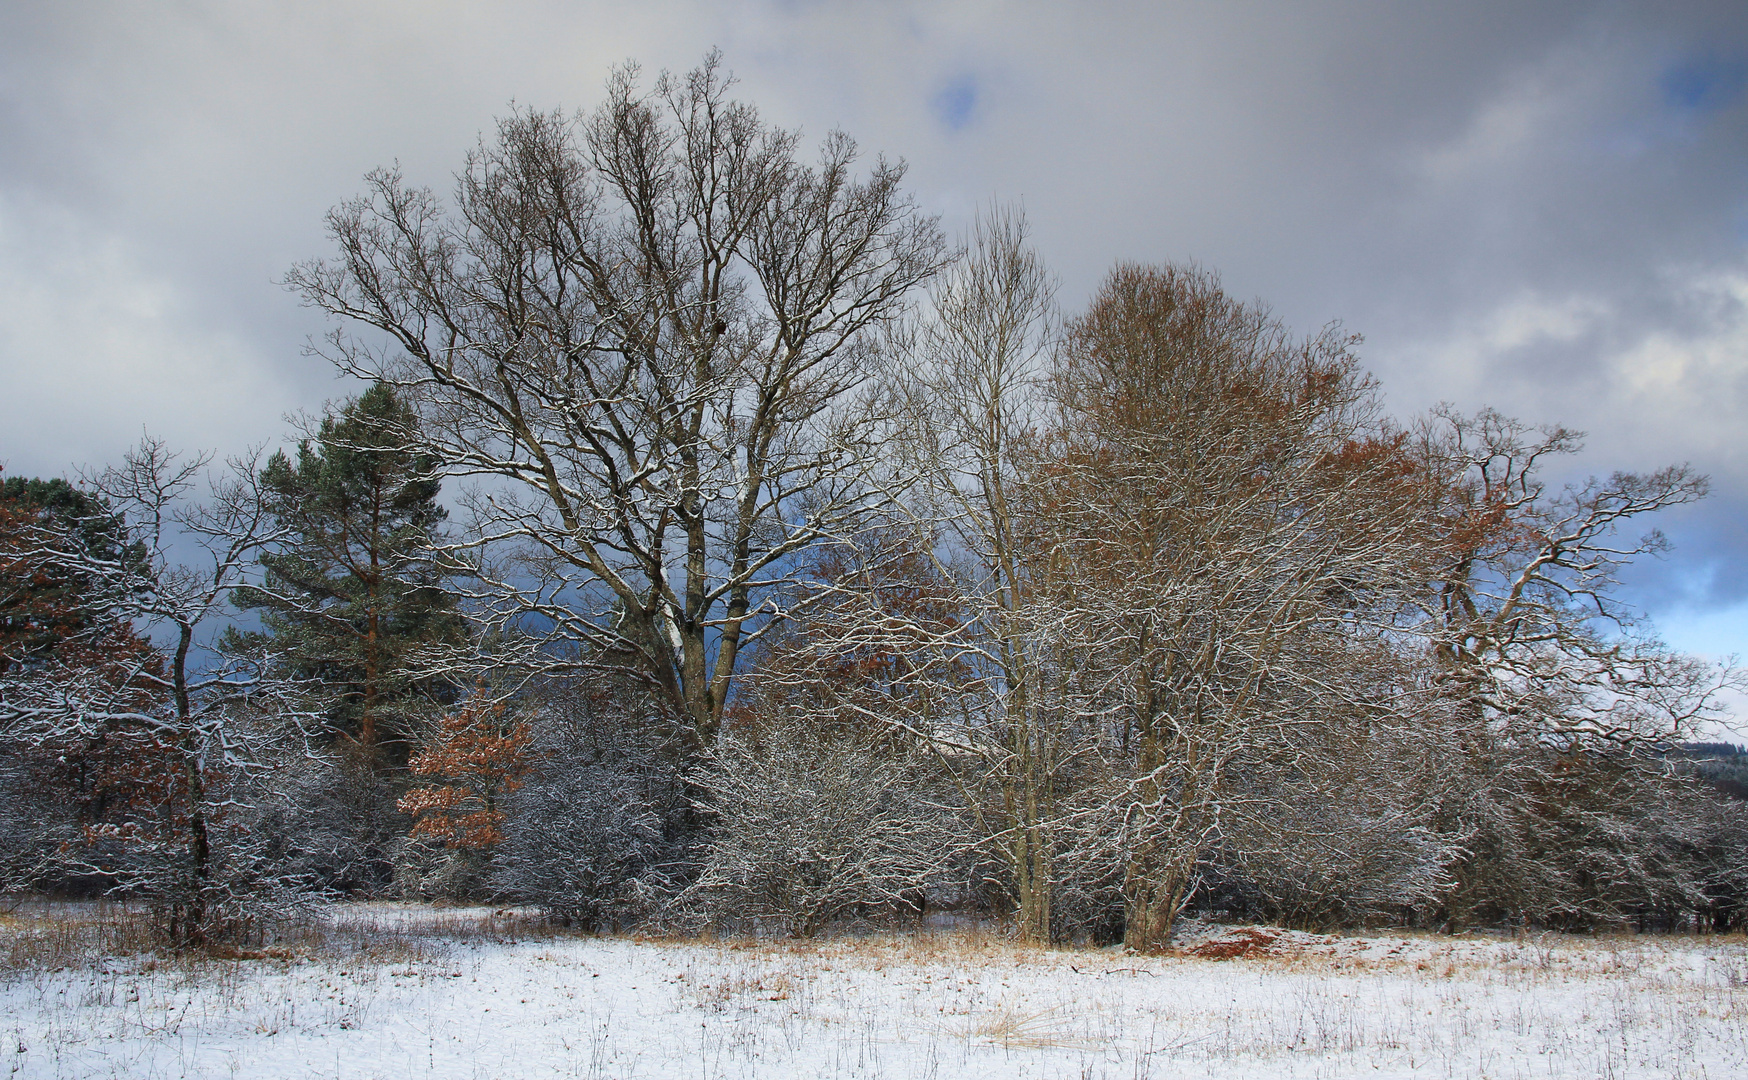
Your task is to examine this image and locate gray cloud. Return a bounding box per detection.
[2,0,1744,694]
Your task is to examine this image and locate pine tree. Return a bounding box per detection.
[235,384,465,762]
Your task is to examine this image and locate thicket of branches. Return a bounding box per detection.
[3,55,1744,949]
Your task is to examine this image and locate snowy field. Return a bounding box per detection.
[3,904,1746,1079]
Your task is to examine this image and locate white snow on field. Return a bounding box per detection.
[3,905,1747,1079]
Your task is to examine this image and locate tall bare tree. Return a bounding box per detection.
[1044,264,1429,951]
[891,207,1074,942]
[289,54,945,749]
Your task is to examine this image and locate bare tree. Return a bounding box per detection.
[1409,407,1741,927]
[1042,264,1429,951]
[289,54,945,749]
[1416,406,1732,745]
[888,207,1077,942]
[745,209,1080,941]
[0,438,306,944]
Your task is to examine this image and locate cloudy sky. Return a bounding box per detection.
[2,1,1745,723]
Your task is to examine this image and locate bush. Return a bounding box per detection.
[681,717,967,937]
[495,677,690,928]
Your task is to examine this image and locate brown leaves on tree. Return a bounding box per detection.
[399,691,533,851]
[0,471,186,855]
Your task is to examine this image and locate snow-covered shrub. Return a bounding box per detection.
[681,718,966,937]
[1206,772,1452,930]
[0,738,83,898]
[256,750,406,895]
[70,715,327,945]
[1179,717,1451,930]
[495,677,689,929]
[1688,792,1748,931]
[1429,742,1748,933]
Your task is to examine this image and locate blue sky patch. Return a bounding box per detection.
[1660,55,1748,115]
[933,76,978,132]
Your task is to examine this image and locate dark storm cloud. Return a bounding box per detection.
[1,0,1744,670]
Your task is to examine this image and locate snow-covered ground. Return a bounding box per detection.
[3,904,1746,1079]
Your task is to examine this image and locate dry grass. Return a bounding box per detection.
[663,922,1049,967]
[957,1004,1100,1050]
[0,901,162,971]
[0,898,568,977]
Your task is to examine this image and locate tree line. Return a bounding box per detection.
[2,54,1744,950]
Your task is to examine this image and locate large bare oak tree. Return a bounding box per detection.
[290,55,945,749]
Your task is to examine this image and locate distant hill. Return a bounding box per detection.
[1676,742,1748,800]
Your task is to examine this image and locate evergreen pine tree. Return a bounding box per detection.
[236,384,465,763]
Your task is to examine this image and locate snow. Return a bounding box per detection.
[4,904,1746,1079]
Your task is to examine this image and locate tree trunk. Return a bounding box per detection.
[172,621,209,946]
[1122,848,1190,953]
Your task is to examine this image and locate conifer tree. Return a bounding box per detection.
[235,384,465,762]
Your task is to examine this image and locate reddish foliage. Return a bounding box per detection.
[1,481,184,851]
[0,494,73,673]
[399,690,532,851]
